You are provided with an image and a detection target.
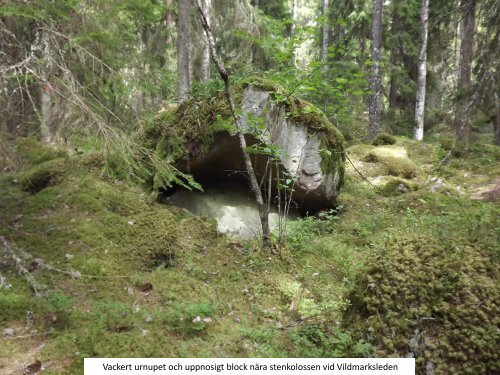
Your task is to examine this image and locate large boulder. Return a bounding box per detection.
[139,77,345,212]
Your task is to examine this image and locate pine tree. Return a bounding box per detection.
[369,0,383,138]
[178,0,192,100]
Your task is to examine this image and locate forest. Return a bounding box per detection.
[0,0,498,374]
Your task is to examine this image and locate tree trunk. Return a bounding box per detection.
[494,92,500,146]
[200,0,211,82]
[454,0,476,144]
[164,0,174,45]
[192,0,272,250]
[291,0,298,65]
[177,0,192,101]
[368,0,383,138]
[388,4,399,110]
[321,0,329,63]
[414,0,430,141]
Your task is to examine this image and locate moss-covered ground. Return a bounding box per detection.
[0,134,498,374]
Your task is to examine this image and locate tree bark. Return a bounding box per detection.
[454,0,476,144]
[321,0,329,63]
[192,0,272,250]
[200,0,211,82]
[414,0,430,141]
[164,0,174,45]
[291,0,298,66]
[494,92,500,146]
[368,0,383,138]
[388,4,399,110]
[178,0,192,101]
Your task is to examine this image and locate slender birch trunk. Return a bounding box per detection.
[192,0,272,250]
[414,0,430,141]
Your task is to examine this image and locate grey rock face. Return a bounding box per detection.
[239,86,342,209]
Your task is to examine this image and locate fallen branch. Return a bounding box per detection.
[0,236,46,296]
[422,138,457,186]
[4,238,135,279]
[345,154,375,186]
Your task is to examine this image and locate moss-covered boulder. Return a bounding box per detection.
[139,78,346,211]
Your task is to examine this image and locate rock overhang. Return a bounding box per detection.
[138,78,346,212]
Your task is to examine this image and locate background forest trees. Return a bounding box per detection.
[0,0,498,148]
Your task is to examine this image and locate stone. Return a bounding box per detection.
[146,80,345,213]
[430,178,445,193]
[470,180,500,202]
[3,328,15,337]
[397,183,409,193]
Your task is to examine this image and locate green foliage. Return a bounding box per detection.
[289,324,372,357]
[0,290,32,323]
[284,209,341,251]
[45,292,74,313]
[186,302,216,332]
[0,0,79,21]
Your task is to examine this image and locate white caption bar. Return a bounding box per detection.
[85,358,415,375]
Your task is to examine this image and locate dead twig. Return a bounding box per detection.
[345,154,375,186]
[0,236,46,296]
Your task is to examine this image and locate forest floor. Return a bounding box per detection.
[0,133,498,375]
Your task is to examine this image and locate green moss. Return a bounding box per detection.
[241,76,284,93]
[372,133,397,146]
[377,177,418,196]
[1,133,498,371]
[0,290,32,323]
[356,149,418,179]
[16,136,68,165]
[380,155,418,179]
[348,235,499,374]
[19,157,68,193]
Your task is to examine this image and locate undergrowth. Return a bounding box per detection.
[0,134,498,375]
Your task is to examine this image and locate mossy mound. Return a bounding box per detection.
[15,137,68,165]
[19,158,69,194]
[372,133,397,146]
[0,134,67,172]
[348,145,418,180]
[376,177,419,196]
[349,236,499,374]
